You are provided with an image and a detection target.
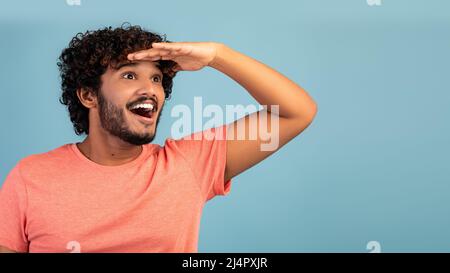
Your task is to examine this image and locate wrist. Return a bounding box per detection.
[208,42,229,69]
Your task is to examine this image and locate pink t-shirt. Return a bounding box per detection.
[0,125,232,253]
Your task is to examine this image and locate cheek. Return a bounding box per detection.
[102,85,132,105]
[157,85,166,100]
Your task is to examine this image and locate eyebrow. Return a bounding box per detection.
[115,61,162,73]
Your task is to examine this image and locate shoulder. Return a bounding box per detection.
[14,143,72,179]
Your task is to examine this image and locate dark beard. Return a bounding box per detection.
[97,90,163,145]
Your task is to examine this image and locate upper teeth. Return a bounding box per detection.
[130,103,154,111]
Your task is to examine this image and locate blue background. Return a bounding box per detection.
[1,0,449,252]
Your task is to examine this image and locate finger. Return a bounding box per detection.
[131,45,183,57]
[138,50,184,61]
[128,50,151,59]
[152,42,173,49]
[144,54,175,61]
[138,54,175,61]
[129,49,171,60]
[152,42,184,51]
[161,55,176,60]
[134,50,170,59]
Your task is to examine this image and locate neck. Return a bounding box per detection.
[77,132,143,166]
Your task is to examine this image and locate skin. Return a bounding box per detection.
[127,42,317,180]
[128,42,318,180]
[74,60,166,165]
[0,41,317,253]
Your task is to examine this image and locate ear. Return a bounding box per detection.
[76,88,97,109]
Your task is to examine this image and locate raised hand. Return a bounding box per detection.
[127,42,222,72]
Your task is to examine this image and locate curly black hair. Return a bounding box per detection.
[57,23,178,135]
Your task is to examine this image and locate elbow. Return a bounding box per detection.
[301,101,318,131]
[289,102,318,135]
[305,101,318,123]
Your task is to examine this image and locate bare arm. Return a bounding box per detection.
[128,42,318,181]
[209,44,318,181]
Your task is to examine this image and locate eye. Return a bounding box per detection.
[152,75,162,83]
[122,72,136,80]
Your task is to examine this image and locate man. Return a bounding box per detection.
[0,24,317,252]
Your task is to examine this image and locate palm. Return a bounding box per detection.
[128,42,219,72]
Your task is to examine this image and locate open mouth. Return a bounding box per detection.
[128,101,157,121]
[129,107,153,118]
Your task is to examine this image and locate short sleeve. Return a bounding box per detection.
[0,162,29,252]
[170,124,232,202]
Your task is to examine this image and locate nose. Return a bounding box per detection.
[136,87,157,99]
[136,78,163,99]
[134,89,158,106]
[132,81,162,109]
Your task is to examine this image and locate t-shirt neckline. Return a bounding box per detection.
[69,143,153,171]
